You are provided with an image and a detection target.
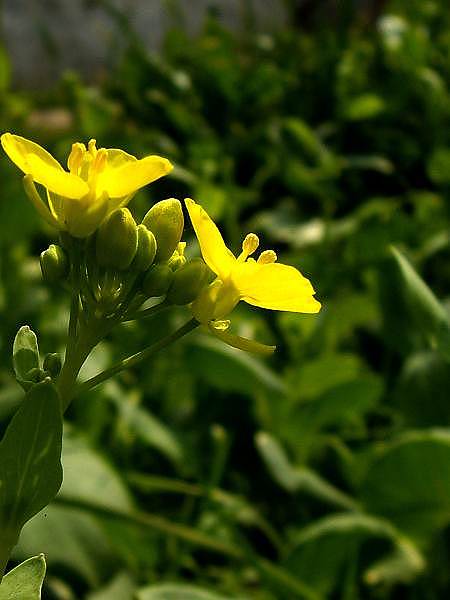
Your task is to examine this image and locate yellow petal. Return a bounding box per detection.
[233,261,321,313]
[97,155,173,198]
[104,148,137,169]
[2,133,63,173]
[2,133,88,199]
[210,326,276,356]
[27,154,89,198]
[185,198,236,278]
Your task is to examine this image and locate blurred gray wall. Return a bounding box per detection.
[2,0,287,88]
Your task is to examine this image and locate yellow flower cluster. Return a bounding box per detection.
[1,134,321,353]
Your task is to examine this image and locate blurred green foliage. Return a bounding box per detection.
[1,0,450,598]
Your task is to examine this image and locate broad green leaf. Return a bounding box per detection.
[0,554,46,600]
[361,429,450,542]
[136,583,233,600]
[256,432,357,510]
[0,381,63,532]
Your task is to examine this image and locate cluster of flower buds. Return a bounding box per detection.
[39,199,211,322]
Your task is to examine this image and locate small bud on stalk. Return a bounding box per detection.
[142,199,184,261]
[40,244,69,283]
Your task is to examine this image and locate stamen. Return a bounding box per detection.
[67,143,85,174]
[176,241,186,256]
[92,148,107,174]
[239,233,259,261]
[257,250,277,264]
[88,139,98,156]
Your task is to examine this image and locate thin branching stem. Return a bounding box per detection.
[76,318,199,395]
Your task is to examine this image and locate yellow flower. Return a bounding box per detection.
[1,134,172,237]
[185,198,321,355]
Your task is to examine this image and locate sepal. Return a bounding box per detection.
[209,323,276,356]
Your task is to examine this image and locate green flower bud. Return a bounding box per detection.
[142,264,174,297]
[133,224,157,271]
[43,352,62,377]
[96,208,138,270]
[142,198,184,262]
[167,258,210,305]
[13,325,40,384]
[40,244,69,283]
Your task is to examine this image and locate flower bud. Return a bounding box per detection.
[13,325,40,383]
[142,199,184,262]
[132,224,157,272]
[167,258,210,305]
[142,264,174,297]
[40,244,69,283]
[43,352,62,377]
[96,208,138,270]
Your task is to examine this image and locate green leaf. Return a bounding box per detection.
[136,583,233,600]
[16,431,134,585]
[256,432,358,510]
[388,246,449,350]
[395,351,450,426]
[16,505,117,587]
[12,326,40,388]
[343,94,385,121]
[0,381,63,532]
[59,430,134,512]
[109,387,183,466]
[0,555,46,600]
[87,572,136,600]
[285,513,424,594]
[427,147,450,185]
[361,429,450,542]
[186,336,285,396]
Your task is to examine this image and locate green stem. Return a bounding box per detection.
[123,299,170,322]
[57,318,104,412]
[77,318,199,395]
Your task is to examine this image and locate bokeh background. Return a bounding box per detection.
[1,1,450,598]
